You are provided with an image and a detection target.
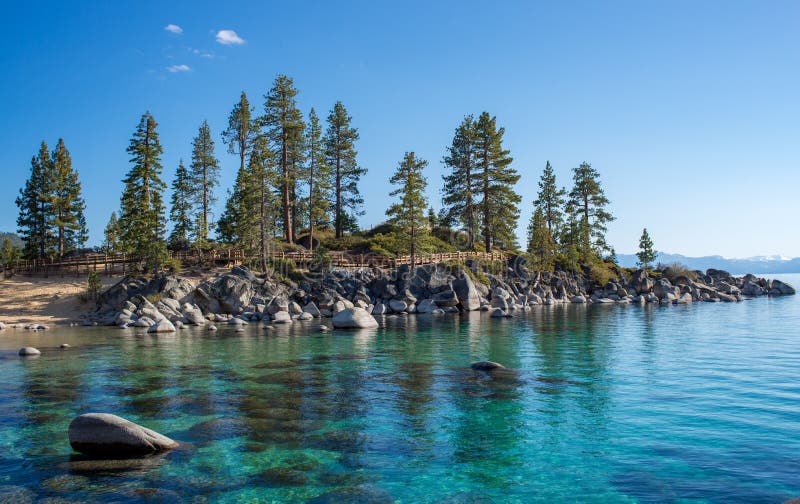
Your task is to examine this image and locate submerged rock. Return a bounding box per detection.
[18,347,41,357]
[332,308,378,329]
[470,361,506,371]
[68,413,178,456]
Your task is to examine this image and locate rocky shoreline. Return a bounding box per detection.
[86,260,796,332]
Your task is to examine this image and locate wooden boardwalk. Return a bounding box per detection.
[3,249,506,278]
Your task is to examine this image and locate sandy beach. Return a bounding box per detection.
[0,275,121,325]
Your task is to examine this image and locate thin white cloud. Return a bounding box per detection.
[167,64,191,73]
[190,48,214,59]
[215,29,245,45]
[164,24,183,35]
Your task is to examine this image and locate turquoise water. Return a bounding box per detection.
[0,275,799,503]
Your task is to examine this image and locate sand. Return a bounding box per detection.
[0,275,122,325]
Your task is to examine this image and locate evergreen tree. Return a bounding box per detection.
[118,112,167,274]
[0,238,21,268]
[637,228,656,270]
[217,164,257,249]
[249,136,278,272]
[386,152,429,270]
[16,141,55,259]
[50,139,87,256]
[103,212,121,254]
[567,162,614,261]
[527,207,556,271]
[324,101,365,238]
[190,120,220,243]
[559,214,583,272]
[222,91,256,175]
[474,112,521,252]
[168,160,194,249]
[304,108,331,253]
[534,161,566,240]
[441,115,479,249]
[262,75,305,243]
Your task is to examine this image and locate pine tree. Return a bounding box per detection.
[0,238,21,268]
[50,139,87,256]
[386,152,429,270]
[637,228,656,270]
[222,91,256,175]
[534,161,566,240]
[567,162,614,261]
[190,120,220,243]
[249,136,278,272]
[324,101,365,238]
[168,160,194,249]
[441,115,479,249]
[304,108,331,253]
[103,212,121,254]
[262,75,305,244]
[526,207,556,271]
[217,164,257,249]
[16,141,55,259]
[474,112,521,252]
[118,112,167,274]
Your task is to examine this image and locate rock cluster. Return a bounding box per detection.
[87,260,795,327]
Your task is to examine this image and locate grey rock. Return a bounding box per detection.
[453,272,481,311]
[18,347,41,356]
[272,311,293,324]
[148,319,176,333]
[332,308,379,329]
[470,361,505,371]
[388,299,407,313]
[68,413,178,456]
[416,299,438,313]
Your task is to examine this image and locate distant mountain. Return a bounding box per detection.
[0,232,23,249]
[617,252,800,274]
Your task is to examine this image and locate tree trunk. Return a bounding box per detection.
[482,149,491,253]
[335,151,342,239]
[309,155,315,255]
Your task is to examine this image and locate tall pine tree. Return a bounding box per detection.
[386,152,429,270]
[119,112,167,273]
[526,207,556,271]
[304,108,331,253]
[474,112,521,252]
[567,162,614,261]
[262,75,305,244]
[441,115,479,249]
[324,101,365,238]
[168,160,194,249]
[637,228,656,270]
[50,139,87,256]
[534,161,566,240]
[222,91,256,176]
[103,211,121,254]
[190,120,220,243]
[16,142,55,259]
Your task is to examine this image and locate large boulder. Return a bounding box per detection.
[18,347,41,356]
[416,299,438,314]
[452,271,481,311]
[272,311,293,324]
[629,269,654,294]
[771,279,796,296]
[303,302,322,318]
[148,319,176,333]
[332,308,379,329]
[388,299,407,313]
[433,289,459,307]
[68,413,178,456]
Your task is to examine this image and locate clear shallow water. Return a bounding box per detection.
[0,275,799,503]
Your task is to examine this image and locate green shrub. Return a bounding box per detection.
[660,262,695,283]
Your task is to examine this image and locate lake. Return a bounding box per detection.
[0,274,798,503]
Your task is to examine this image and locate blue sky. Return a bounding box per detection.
[1,1,798,257]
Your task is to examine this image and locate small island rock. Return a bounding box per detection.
[18,347,41,356]
[68,413,178,456]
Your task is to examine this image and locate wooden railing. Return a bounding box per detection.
[3,249,506,277]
